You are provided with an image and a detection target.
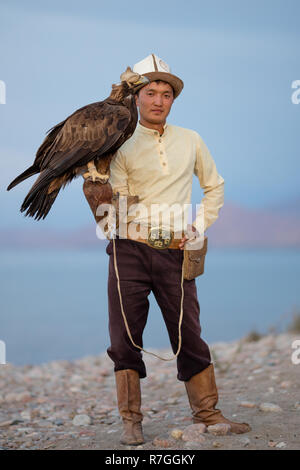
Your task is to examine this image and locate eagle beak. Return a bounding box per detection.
[132,75,150,93]
[134,75,150,86]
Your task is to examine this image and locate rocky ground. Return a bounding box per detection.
[0,333,299,451]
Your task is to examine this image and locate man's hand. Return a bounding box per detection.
[179,224,199,250]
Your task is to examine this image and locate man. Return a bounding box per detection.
[105,54,251,445]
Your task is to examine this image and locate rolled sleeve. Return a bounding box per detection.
[192,134,225,234]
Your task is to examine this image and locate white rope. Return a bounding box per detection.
[112,237,185,361]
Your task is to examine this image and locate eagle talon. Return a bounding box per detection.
[83,162,109,184]
[99,174,109,184]
[84,175,109,184]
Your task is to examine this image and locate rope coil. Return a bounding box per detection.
[112,237,185,361]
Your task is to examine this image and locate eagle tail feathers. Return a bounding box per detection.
[20,185,60,220]
[7,165,39,191]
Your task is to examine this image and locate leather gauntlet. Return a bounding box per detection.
[82,180,139,235]
[110,192,140,230]
[82,180,113,224]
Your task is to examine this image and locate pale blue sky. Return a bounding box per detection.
[1,0,299,229]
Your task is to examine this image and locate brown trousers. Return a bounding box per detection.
[106,237,211,381]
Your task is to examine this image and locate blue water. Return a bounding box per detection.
[1,248,300,366]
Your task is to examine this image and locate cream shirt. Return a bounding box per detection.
[108,121,224,235]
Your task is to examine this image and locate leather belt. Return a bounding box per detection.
[124,224,185,250]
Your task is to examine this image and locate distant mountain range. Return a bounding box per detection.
[207,201,300,248]
[1,200,300,249]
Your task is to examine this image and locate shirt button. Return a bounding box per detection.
[160,151,163,155]
[159,139,162,143]
[162,162,166,166]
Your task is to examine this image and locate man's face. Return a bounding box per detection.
[135,81,174,125]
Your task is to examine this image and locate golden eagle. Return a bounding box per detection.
[7,67,149,220]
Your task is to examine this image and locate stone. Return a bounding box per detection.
[4,391,32,403]
[0,420,14,427]
[259,403,282,413]
[280,381,291,389]
[72,414,92,426]
[212,441,222,448]
[239,437,250,447]
[153,437,174,448]
[239,401,257,408]
[53,419,64,426]
[20,410,31,421]
[166,397,178,405]
[170,429,183,440]
[4,393,20,402]
[182,423,206,442]
[275,442,287,449]
[270,375,279,381]
[18,392,32,402]
[207,423,231,436]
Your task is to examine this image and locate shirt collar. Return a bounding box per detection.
[136,121,168,137]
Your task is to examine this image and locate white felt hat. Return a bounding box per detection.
[133,53,183,98]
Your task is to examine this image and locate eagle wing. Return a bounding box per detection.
[18,101,132,220]
[38,101,131,180]
[6,101,132,192]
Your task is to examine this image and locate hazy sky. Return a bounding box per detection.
[1,0,299,230]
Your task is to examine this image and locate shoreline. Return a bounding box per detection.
[0,332,299,450]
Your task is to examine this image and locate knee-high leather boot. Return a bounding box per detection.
[185,364,251,434]
[114,369,144,445]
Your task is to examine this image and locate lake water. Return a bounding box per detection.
[1,247,300,365]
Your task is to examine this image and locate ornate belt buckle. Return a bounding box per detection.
[147,226,173,249]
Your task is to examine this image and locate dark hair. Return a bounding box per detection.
[136,80,175,97]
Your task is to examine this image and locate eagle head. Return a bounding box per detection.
[120,66,150,94]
